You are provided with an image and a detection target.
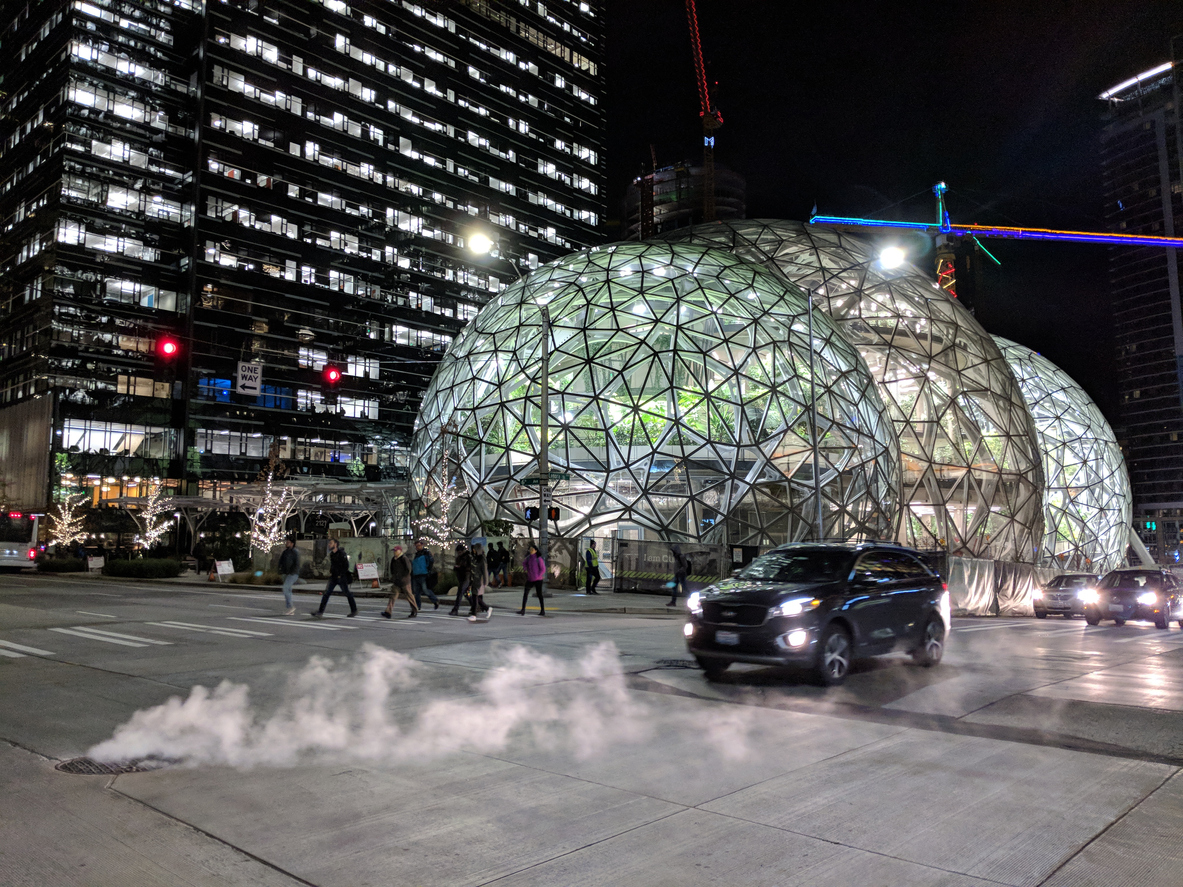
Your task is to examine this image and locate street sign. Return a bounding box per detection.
[522,472,569,485]
[236,361,262,395]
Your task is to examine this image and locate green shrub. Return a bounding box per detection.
[225,570,283,585]
[36,556,87,573]
[102,558,185,579]
[435,569,458,592]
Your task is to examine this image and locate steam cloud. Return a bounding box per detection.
[88,642,677,768]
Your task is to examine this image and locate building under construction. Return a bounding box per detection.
[623,162,745,241]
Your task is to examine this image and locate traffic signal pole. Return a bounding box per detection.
[538,305,550,597]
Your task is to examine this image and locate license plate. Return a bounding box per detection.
[1109,604,1124,612]
[715,630,740,645]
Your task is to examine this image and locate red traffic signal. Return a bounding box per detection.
[323,366,342,384]
[157,336,181,359]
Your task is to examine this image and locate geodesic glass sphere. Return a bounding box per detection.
[660,220,1045,562]
[411,241,900,545]
[993,337,1132,572]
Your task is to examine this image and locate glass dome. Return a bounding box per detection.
[410,241,900,545]
[993,336,1132,572]
[661,220,1045,562]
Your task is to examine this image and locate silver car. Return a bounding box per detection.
[1033,573,1099,618]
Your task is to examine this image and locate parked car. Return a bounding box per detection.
[1033,573,1099,618]
[684,542,948,686]
[1082,569,1183,629]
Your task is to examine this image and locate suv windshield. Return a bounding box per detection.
[1049,575,1094,588]
[1102,572,1160,589]
[737,550,850,584]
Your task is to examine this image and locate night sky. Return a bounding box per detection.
[603,1,1183,424]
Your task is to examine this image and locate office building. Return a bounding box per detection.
[1099,47,1182,558]
[0,0,606,511]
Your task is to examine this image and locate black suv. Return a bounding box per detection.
[684,543,948,685]
[1083,569,1183,629]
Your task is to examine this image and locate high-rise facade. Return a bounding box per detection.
[0,0,605,511]
[1098,46,1182,559]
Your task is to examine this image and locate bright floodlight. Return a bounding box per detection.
[878,246,906,269]
[469,232,494,255]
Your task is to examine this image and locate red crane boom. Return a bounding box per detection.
[684,0,722,221]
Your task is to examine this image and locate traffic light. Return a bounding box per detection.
[321,364,343,405]
[547,506,560,521]
[524,506,540,521]
[154,334,182,380]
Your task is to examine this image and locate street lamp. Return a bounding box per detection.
[803,247,902,542]
[537,304,551,595]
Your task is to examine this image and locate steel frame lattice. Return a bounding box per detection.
[660,220,1046,562]
[410,242,900,545]
[993,337,1132,572]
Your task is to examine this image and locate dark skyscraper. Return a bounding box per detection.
[1099,45,1182,558]
[0,0,605,511]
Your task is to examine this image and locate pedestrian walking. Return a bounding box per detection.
[310,538,358,618]
[383,543,417,618]
[584,540,601,595]
[467,542,492,621]
[667,545,689,607]
[411,540,440,609]
[487,541,503,588]
[449,541,472,616]
[496,541,513,586]
[278,537,299,615]
[520,543,546,616]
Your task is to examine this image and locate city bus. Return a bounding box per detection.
[0,511,40,570]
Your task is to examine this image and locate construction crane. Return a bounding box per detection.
[685,0,723,221]
[810,182,1183,305]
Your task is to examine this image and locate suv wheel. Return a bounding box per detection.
[696,658,728,681]
[912,617,945,667]
[1084,609,1101,626]
[1155,612,1169,629]
[1034,610,1047,619]
[1114,617,1126,626]
[815,624,852,686]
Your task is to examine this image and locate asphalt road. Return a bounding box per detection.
[3,572,1183,886]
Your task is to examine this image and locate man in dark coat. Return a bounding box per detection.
[384,543,416,618]
[310,538,357,618]
[278,537,299,615]
[449,542,472,616]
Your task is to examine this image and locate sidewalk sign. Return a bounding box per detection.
[214,560,235,582]
[87,556,104,573]
[357,563,380,587]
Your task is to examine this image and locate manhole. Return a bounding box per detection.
[55,757,156,775]
[655,658,700,669]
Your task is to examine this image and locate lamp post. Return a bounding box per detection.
[537,304,551,598]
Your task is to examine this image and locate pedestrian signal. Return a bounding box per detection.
[524,506,540,520]
[547,506,560,521]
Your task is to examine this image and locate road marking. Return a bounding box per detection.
[208,604,273,611]
[158,620,271,637]
[147,621,273,638]
[0,649,25,658]
[955,624,1015,633]
[0,640,56,656]
[227,616,356,631]
[65,626,173,646]
[49,628,150,648]
[75,611,117,618]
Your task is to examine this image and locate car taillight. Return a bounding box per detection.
[942,582,948,592]
[28,548,36,560]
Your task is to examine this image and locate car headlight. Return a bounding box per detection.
[1078,589,1099,604]
[1138,591,1158,606]
[1033,589,1043,600]
[778,598,820,617]
[687,591,702,614]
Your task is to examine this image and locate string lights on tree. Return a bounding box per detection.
[247,443,303,555]
[48,492,89,551]
[413,420,460,548]
[135,481,171,549]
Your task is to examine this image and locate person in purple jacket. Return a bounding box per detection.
[520,543,546,616]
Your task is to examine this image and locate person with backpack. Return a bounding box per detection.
[411,540,440,609]
[585,540,601,595]
[520,543,546,616]
[383,543,417,618]
[310,538,358,619]
[487,541,503,588]
[277,537,299,615]
[449,541,472,616]
[467,542,492,621]
[496,541,513,586]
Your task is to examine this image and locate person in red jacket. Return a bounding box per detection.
[520,543,546,616]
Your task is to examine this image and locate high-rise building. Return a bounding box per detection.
[623,161,745,240]
[0,0,605,512]
[1098,45,1182,559]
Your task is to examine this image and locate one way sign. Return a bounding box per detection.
[236,361,262,395]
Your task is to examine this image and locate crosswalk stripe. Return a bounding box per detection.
[63,626,172,646]
[147,622,272,638]
[227,616,355,631]
[0,639,56,656]
[49,628,149,648]
[75,611,117,618]
[0,649,25,658]
[157,620,272,637]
